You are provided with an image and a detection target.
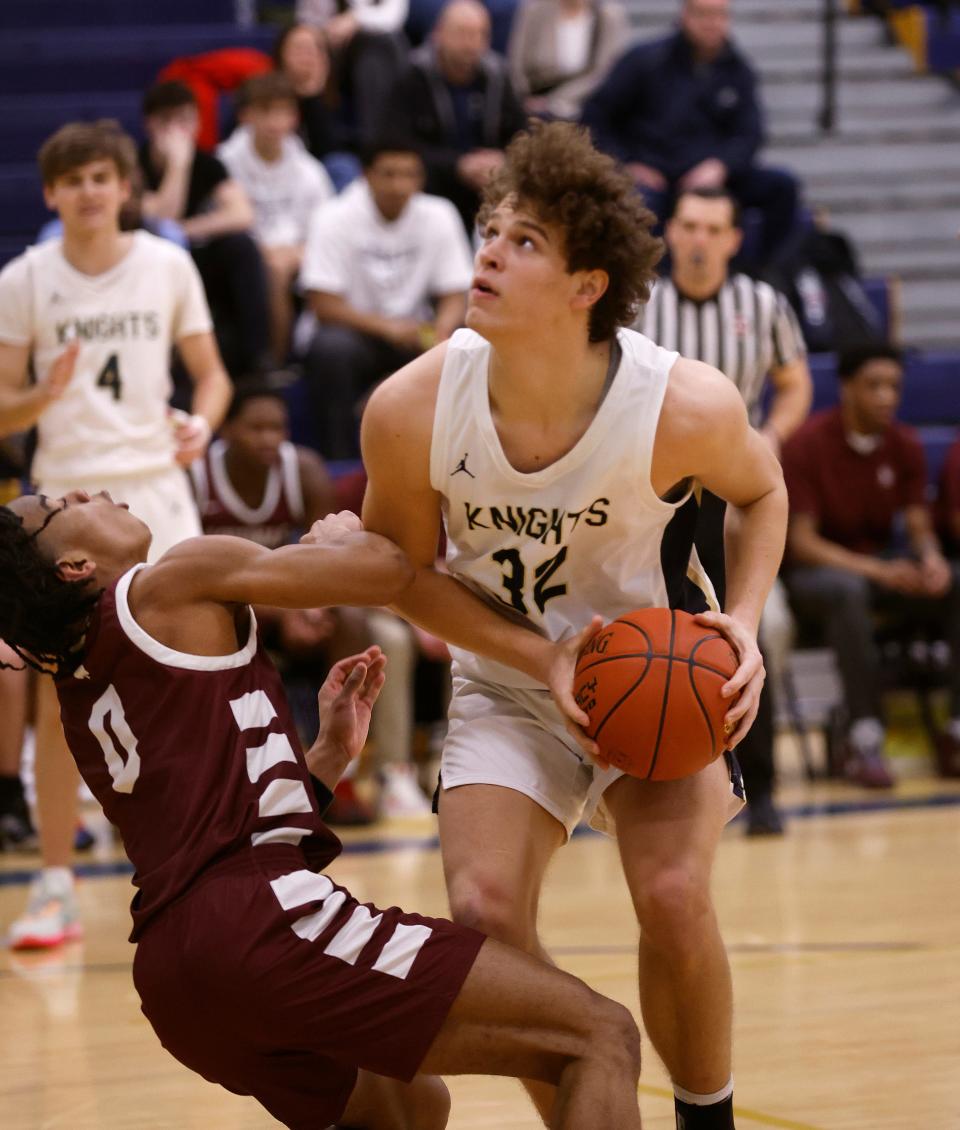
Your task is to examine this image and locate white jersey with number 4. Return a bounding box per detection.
[430,326,700,690]
[0,231,213,483]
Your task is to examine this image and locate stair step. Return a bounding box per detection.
[763,78,960,117]
[838,208,959,248]
[809,180,960,213]
[766,140,960,177]
[900,280,960,316]
[864,242,960,280]
[899,323,960,350]
[756,52,916,83]
[771,119,960,145]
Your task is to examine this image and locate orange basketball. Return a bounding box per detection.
[572,608,738,781]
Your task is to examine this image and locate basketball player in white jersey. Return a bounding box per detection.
[0,120,232,950]
[361,122,787,1130]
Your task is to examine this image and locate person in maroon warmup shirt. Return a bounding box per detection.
[0,491,644,1130]
[782,344,960,785]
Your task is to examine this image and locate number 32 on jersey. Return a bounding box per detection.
[492,545,567,616]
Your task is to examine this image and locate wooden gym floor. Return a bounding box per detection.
[2,741,958,1130]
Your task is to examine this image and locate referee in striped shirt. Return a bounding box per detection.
[637,186,812,835]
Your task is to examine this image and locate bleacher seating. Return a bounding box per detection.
[0,11,275,270]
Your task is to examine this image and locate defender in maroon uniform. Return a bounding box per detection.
[0,491,644,1130]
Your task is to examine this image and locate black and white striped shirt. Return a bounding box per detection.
[635,274,807,417]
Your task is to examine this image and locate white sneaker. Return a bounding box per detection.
[8,870,82,950]
[379,765,432,818]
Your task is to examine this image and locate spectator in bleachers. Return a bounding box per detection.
[0,119,231,949]
[782,345,960,785]
[937,435,960,557]
[296,0,410,145]
[218,74,335,364]
[382,0,528,233]
[273,23,363,189]
[581,0,799,267]
[300,136,473,459]
[636,186,812,835]
[139,80,272,379]
[507,0,628,121]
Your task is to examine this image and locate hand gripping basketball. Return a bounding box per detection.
[572,608,738,780]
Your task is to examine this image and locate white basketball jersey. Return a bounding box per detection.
[0,231,213,483]
[431,327,702,689]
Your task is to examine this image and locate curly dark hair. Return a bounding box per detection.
[0,506,100,676]
[477,121,663,342]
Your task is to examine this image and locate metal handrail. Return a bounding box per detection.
[818,0,838,132]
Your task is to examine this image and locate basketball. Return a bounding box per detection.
[572,608,739,780]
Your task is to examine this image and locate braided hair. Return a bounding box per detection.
[0,505,100,675]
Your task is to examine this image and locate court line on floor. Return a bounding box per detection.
[640,1083,823,1130]
[2,789,959,890]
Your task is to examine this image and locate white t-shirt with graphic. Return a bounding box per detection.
[300,179,474,322]
[217,127,334,248]
[0,231,213,483]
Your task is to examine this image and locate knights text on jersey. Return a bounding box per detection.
[55,565,340,939]
[0,231,213,483]
[430,327,691,689]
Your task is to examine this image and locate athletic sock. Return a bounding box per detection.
[674,1079,735,1129]
[0,773,26,812]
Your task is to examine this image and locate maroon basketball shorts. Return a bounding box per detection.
[132,845,485,1130]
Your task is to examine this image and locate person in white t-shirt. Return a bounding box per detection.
[218,73,335,364]
[300,137,473,458]
[0,120,232,951]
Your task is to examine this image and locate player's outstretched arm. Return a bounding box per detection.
[361,350,557,685]
[142,511,414,612]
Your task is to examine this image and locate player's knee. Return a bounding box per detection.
[447,875,537,950]
[405,1074,450,1130]
[635,867,712,958]
[585,996,642,1081]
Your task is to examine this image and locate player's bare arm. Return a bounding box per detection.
[297,446,337,523]
[174,331,232,465]
[0,339,80,436]
[763,356,813,451]
[179,179,255,242]
[131,516,413,656]
[362,348,559,683]
[656,357,788,745]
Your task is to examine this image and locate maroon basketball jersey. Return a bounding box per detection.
[190,439,304,549]
[55,564,341,939]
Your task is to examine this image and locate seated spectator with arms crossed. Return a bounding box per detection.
[782,345,960,785]
[300,136,473,459]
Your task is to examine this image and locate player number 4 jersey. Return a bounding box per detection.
[0,232,213,483]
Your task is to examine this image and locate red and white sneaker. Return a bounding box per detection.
[8,870,82,950]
